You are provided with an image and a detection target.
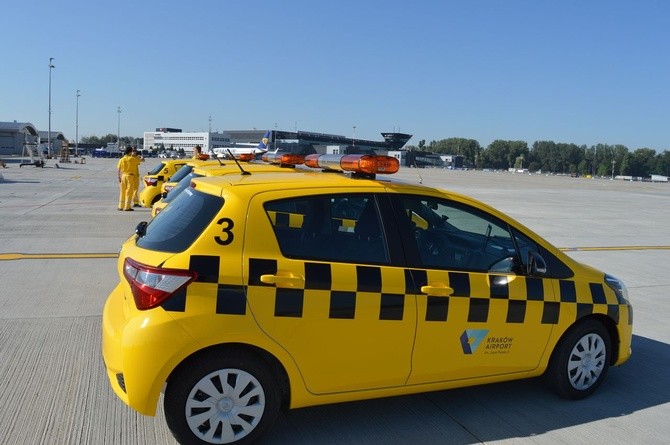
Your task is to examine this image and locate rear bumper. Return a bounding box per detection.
[139,186,160,208]
[101,283,194,416]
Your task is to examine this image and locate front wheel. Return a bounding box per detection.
[164,351,281,445]
[545,319,611,399]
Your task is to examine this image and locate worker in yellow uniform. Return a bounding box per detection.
[192,145,209,160]
[131,147,144,207]
[117,146,142,211]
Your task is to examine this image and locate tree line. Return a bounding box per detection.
[407,138,670,178]
[82,133,669,178]
[80,134,140,148]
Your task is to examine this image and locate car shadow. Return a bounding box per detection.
[0,179,41,184]
[261,335,668,444]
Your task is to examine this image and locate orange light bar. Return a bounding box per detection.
[238,153,255,162]
[262,152,305,165]
[304,154,399,174]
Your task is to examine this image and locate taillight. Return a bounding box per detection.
[123,258,197,310]
[144,177,159,187]
[164,185,174,192]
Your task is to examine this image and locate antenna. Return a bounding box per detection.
[413,160,423,184]
[226,149,251,175]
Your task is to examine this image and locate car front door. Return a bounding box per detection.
[389,193,556,384]
[243,191,417,394]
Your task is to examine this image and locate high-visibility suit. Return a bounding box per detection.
[131,153,144,206]
[117,154,142,210]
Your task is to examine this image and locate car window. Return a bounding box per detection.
[167,165,194,183]
[137,188,223,253]
[164,172,203,203]
[148,162,166,175]
[264,194,390,264]
[398,195,518,272]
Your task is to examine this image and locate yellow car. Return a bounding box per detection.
[102,154,633,445]
[159,158,225,196]
[138,158,189,207]
[151,156,306,217]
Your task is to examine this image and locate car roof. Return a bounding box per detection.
[189,169,427,197]
[193,162,299,176]
[188,168,517,224]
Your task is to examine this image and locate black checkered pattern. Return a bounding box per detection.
[162,255,632,328]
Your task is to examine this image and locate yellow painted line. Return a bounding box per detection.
[560,246,670,252]
[0,253,119,261]
[1,246,668,261]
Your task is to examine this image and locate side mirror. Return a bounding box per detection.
[527,251,547,276]
[488,256,517,273]
[135,221,148,238]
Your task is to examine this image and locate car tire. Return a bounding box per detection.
[164,350,281,445]
[545,319,611,399]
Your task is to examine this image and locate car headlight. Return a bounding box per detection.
[605,274,629,304]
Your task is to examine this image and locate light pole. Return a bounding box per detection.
[48,57,55,157]
[75,90,80,156]
[117,106,122,151]
[611,160,616,180]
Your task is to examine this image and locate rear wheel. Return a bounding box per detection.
[546,319,611,399]
[164,351,280,445]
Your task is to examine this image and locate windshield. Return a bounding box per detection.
[137,187,223,253]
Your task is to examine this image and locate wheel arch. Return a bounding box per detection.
[549,314,619,367]
[166,342,292,410]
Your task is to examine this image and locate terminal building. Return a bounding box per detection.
[143,128,414,158]
[388,151,464,169]
[143,128,232,154]
[6,120,452,167]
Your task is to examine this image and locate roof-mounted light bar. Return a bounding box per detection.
[304,154,399,175]
[261,152,305,166]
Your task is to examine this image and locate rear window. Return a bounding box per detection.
[137,188,222,253]
[168,164,194,183]
[164,172,203,203]
[148,162,166,175]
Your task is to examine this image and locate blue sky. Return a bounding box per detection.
[2,0,668,151]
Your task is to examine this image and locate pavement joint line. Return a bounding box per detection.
[1,246,670,261]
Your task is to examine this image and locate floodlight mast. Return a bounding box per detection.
[48,58,55,157]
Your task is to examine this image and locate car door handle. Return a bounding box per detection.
[260,274,305,288]
[420,284,454,297]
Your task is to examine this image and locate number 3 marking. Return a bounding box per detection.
[215,218,234,245]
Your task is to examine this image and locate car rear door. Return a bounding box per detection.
[243,190,417,394]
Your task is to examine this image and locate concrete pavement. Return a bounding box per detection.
[0,157,668,444]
